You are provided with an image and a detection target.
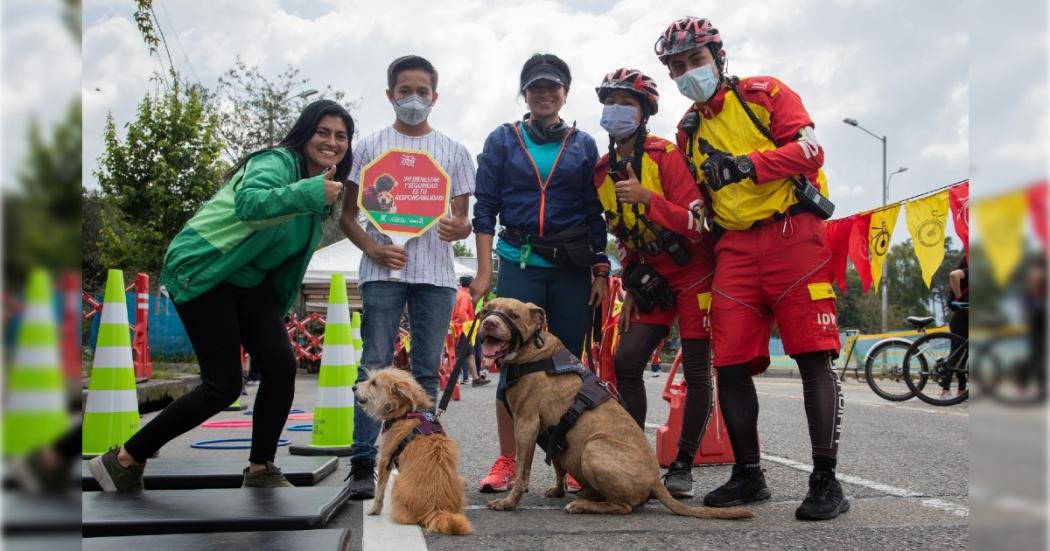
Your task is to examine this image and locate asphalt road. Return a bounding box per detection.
[132,369,970,551]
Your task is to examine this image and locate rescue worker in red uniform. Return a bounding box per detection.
[593,68,715,499]
[657,16,848,520]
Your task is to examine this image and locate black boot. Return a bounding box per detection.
[703,464,771,507]
[345,457,376,500]
[661,460,695,498]
[795,470,850,520]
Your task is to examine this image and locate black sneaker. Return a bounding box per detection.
[345,457,376,500]
[242,462,294,488]
[795,470,850,520]
[472,377,491,387]
[88,447,144,492]
[703,464,771,507]
[661,460,694,498]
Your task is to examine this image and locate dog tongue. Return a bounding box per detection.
[481,337,506,358]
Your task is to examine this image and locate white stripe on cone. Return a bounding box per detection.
[84,390,139,413]
[316,386,355,408]
[23,303,54,324]
[13,346,60,368]
[326,307,351,325]
[99,300,130,325]
[320,345,355,366]
[5,391,66,412]
[91,345,134,369]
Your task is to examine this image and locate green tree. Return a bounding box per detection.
[453,242,473,257]
[94,81,227,279]
[211,56,358,163]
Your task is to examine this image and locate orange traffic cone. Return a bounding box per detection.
[655,351,737,467]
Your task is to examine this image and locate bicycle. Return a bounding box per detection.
[902,302,969,406]
[863,317,934,401]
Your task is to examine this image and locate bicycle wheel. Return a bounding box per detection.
[973,335,1045,406]
[904,332,969,406]
[864,339,925,401]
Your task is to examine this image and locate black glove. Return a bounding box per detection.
[701,151,753,191]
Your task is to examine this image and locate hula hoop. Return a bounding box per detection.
[201,419,254,429]
[191,438,290,450]
[286,424,313,432]
[243,408,306,416]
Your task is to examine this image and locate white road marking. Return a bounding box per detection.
[760,453,969,518]
[362,470,429,551]
[755,390,969,417]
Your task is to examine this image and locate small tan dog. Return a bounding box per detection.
[478,297,753,520]
[354,368,472,535]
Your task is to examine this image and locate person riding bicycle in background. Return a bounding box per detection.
[592,67,715,498]
[943,257,968,398]
[658,16,847,520]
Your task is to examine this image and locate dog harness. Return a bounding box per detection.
[502,348,622,465]
[382,411,445,471]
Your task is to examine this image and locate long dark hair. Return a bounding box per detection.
[224,99,355,183]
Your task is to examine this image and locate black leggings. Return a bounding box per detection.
[718,351,842,464]
[123,281,297,465]
[614,324,713,459]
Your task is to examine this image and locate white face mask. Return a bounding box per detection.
[393,95,431,126]
[675,63,720,103]
[600,104,640,141]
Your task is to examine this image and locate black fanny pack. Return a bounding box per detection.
[504,226,595,269]
[622,262,675,313]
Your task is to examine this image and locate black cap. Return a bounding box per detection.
[521,63,569,91]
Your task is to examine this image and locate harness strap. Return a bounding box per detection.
[383,412,446,471]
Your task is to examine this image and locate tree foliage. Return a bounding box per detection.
[94,81,227,280]
[211,56,357,164]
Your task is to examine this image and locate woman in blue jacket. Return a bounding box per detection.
[471,53,609,494]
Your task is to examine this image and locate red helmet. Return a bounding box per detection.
[654,17,722,65]
[595,68,660,116]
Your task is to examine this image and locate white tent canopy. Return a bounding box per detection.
[302,238,474,285]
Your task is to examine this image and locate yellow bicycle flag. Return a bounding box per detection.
[868,204,901,291]
[974,189,1027,287]
[905,191,949,288]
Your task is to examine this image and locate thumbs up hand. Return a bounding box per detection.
[613,163,651,206]
[322,165,343,205]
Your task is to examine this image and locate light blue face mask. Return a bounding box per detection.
[675,64,720,103]
[393,95,432,126]
[600,104,640,140]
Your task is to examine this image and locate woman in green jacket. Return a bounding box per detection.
[88,100,353,491]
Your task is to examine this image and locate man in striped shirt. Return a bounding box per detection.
[339,55,475,500]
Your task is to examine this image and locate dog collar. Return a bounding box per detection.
[482,310,544,359]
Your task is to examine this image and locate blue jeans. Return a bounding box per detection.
[351,281,456,463]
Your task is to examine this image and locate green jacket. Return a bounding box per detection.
[160,148,330,314]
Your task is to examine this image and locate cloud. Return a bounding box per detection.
[76,0,983,224]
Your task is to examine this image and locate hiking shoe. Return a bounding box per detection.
[345,457,376,500]
[10,449,72,494]
[479,455,516,493]
[472,377,491,387]
[566,473,582,493]
[88,447,144,492]
[795,470,850,520]
[243,462,294,488]
[662,460,695,498]
[703,464,771,507]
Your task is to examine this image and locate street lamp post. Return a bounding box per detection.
[843,117,897,332]
[268,89,319,145]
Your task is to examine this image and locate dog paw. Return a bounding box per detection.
[545,486,566,498]
[564,502,584,514]
[367,505,382,516]
[488,498,516,511]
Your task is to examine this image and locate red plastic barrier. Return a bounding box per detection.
[655,349,737,467]
[285,312,325,363]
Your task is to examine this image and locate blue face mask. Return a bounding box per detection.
[675,64,719,103]
[600,104,640,140]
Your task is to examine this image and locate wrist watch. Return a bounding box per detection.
[734,155,754,179]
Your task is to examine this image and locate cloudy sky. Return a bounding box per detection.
[4,0,1047,246]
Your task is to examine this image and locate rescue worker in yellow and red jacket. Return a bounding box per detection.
[593,68,716,499]
[657,16,847,521]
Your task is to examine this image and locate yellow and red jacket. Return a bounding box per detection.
[675,76,829,231]
[594,135,705,271]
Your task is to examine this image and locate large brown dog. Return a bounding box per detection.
[478,298,753,520]
[354,368,473,535]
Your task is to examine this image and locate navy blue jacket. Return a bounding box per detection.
[472,122,608,262]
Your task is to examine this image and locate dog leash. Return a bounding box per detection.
[436,299,484,418]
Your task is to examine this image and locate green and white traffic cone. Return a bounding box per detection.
[82,269,140,457]
[2,269,70,457]
[290,273,356,456]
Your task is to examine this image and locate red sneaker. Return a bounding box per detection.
[566,473,582,493]
[479,455,516,493]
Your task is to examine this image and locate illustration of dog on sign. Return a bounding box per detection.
[362,174,397,213]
